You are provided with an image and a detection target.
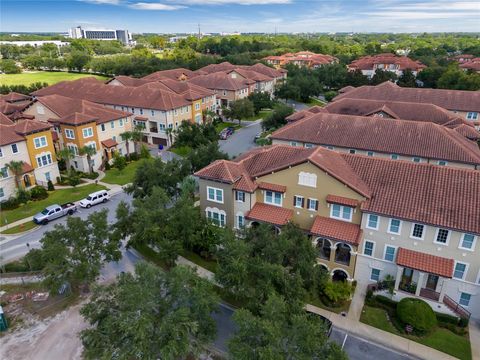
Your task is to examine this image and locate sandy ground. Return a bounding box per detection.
[0,302,87,360]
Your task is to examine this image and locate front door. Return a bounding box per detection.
[426,274,439,291]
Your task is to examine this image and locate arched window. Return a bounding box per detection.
[316,238,331,260]
[335,243,352,266]
[205,207,226,227]
[298,171,317,188]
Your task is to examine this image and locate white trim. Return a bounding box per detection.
[330,204,353,222]
[331,268,351,280]
[383,244,397,262]
[387,218,402,235]
[206,186,224,204]
[65,128,75,139]
[298,171,317,188]
[33,135,47,149]
[476,269,480,285]
[235,211,245,229]
[434,228,451,246]
[409,223,425,241]
[294,195,304,208]
[264,190,282,207]
[366,214,379,230]
[205,207,226,227]
[459,292,472,307]
[307,198,318,211]
[363,239,376,257]
[370,268,381,282]
[437,160,448,166]
[458,233,477,252]
[453,261,469,281]
[82,127,94,139]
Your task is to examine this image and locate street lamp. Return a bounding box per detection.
[25,242,31,271]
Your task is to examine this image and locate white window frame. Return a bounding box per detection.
[459,292,471,307]
[82,127,93,139]
[290,141,298,147]
[235,191,245,203]
[367,151,374,157]
[410,223,425,240]
[206,207,226,227]
[390,154,399,160]
[349,149,356,154]
[412,157,421,163]
[307,198,317,211]
[298,172,317,188]
[459,233,476,252]
[388,218,402,235]
[363,240,376,257]
[34,136,47,149]
[207,186,224,204]
[366,214,379,230]
[264,190,282,207]
[236,212,244,229]
[119,118,124,127]
[453,261,469,281]
[195,103,200,111]
[36,153,53,168]
[370,268,381,281]
[304,143,314,149]
[330,204,353,222]
[434,228,450,246]
[11,143,19,154]
[0,148,3,157]
[100,124,106,132]
[294,195,304,208]
[476,269,480,284]
[466,112,478,120]
[383,244,397,262]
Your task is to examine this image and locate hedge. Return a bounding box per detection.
[397,298,437,333]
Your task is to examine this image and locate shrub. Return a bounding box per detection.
[436,312,460,326]
[68,174,81,187]
[112,154,127,171]
[16,189,31,204]
[129,152,139,161]
[366,289,373,301]
[0,196,20,210]
[375,295,398,310]
[47,180,55,191]
[104,161,111,171]
[458,317,469,328]
[140,145,151,159]
[30,186,48,200]
[322,281,352,306]
[324,90,338,102]
[397,298,437,333]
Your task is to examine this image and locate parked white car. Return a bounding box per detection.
[79,190,109,208]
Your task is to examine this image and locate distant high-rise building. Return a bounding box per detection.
[68,26,133,45]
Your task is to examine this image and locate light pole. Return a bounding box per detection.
[25,242,31,271]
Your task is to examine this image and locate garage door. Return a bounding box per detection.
[152,137,167,146]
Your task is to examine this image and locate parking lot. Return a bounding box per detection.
[218,120,262,158]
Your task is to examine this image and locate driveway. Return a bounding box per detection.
[219,120,262,158]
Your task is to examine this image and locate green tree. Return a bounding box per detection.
[65,50,91,72]
[79,145,97,174]
[229,293,347,360]
[370,69,398,85]
[397,69,417,88]
[112,153,127,171]
[262,104,294,131]
[30,209,121,291]
[6,160,25,190]
[248,91,273,114]
[56,147,75,171]
[186,142,228,173]
[0,59,21,74]
[224,98,255,124]
[81,262,219,360]
[119,131,132,157]
[345,69,370,87]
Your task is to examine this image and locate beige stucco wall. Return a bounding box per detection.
[199,178,234,228]
[24,102,59,122]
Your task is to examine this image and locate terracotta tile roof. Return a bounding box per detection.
[396,248,454,278]
[246,203,293,226]
[233,175,257,192]
[52,112,98,126]
[142,68,200,81]
[343,154,480,234]
[0,92,31,103]
[101,139,118,148]
[0,117,51,146]
[189,71,251,91]
[257,182,287,193]
[107,76,150,87]
[0,99,31,115]
[326,195,360,208]
[286,106,326,122]
[21,162,34,174]
[453,124,480,140]
[134,115,148,121]
[334,81,480,113]
[310,215,363,246]
[271,112,480,165]
[0,124,24,146]
[14,119,52,135]
[263,52,337,68]
[0,113,14,125]
[348,53,425,71]
[154,78,215,100]
[460,59,480,72]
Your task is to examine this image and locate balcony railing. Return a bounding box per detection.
[443,294,471,319]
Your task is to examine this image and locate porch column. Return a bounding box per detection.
[394,266,404,291]
[329,245,336,263]
[438,277,448,302]
[415,272,425,296]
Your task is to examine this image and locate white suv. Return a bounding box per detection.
[79,190,109,208]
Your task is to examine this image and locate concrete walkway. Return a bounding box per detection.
[0,274,43,285]
[348,280,367,321]
[470,319,480,360]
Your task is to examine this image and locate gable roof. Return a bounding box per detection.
[272,112,480,165]
[396,247,454,278]
[142,67,200,81]
[348,53,425,71]
[334,81,480,113]
[189,71,251,91]
[0,92,31,103]
[0,117,52,146]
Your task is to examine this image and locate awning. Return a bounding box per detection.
[326,194,360,208]
[246,203,293,226]
[134,115,148,121]
[257,182,287,193]
[396,247,454,278]
[310,215,362,246]
[101,139,118,148]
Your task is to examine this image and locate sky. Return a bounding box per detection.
[1,0,479,34]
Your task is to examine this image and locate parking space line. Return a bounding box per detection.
[342,333,348,349]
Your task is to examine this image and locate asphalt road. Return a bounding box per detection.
[0,191,133,263]
[219,119,262,158]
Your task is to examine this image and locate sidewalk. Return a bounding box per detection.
[470,319,480,360]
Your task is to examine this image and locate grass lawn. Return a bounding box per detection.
[170,146,192,157]
[102,161,141,185]
[215,121,241,132]
[181,249,218,273]
[306,97,326,106]
[306,293,351,314]
[242,109,273,121]
[0,184,107,226]
[0,221,39,235]
[0,71,109,86]
[360,305,471,360]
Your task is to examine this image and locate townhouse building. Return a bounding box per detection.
[0,113,60,201]
[334,81,480,129]
[195,144,480,319]
[23,95,133,172]
[347,53,425,78]
[271,112,480,170]
[263,51,338,69]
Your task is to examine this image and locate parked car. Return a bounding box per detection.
[79,190,109,208]
[226,127,235,135]
[255,132,262,140]
[306,311,333,337]
[219,128,230,140]
[33,203,77,225]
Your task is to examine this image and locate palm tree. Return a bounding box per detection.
[79,145,97,174]
[120,131,133,157]
[131,125,144,154]
[6,160,24,190]
[57,148,75,170]
[165,127,175,148]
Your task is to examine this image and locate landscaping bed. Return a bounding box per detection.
[360,295,471,360]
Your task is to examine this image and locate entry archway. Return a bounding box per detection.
[332,269,349,282]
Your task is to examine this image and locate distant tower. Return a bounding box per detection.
[198,24,201,39]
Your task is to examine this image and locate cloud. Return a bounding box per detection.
[169,0,291,4]
[129,2,186,10]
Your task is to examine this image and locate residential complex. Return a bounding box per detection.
[347,53,425,78]
[195,144,480,319]
[263,51,338,69]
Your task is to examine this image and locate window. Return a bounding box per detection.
[0,187,4,198]
[207,186,223,203]
[236,214,245,229]
[367,151,374,157]
[0,167,8,178]
[45,172,51,181]
[349,149,356,154]
[100,124,106,132]
[168,124,173,129]
[11,144,19,154]
[307,198,318,211]
[174,109,178,115]
[235,191,245,202]
[330,204,353,221]
[195,103,200,110]
[384,246,396,262]
[294,195,304,208]
[110,121,115,129]
[364,241,375,256]
[34,136,47,149]
[159,123,166,131]
[412,157,421,163]
[460,233,476,251]
[466,112,478,120]
[435,228,450,245]
[64,128,75,139]
[290,141,298,146]
[265,190,282,206]
[453,262,468,280]
[206,209,226,227]
[437,160,447,166]
[151,110,155,116]
[82,127,93,138]
[370,268,381,281]
[298,172,317,188]
[367,214,379,230]
[410,223,425,240]
[36,153,52,167]
[67,144,79,155]
[139,108,143,115]
[131,107,135,113]
[0,148,2,157]
[327,146,334,150]
[459,293,471,307]
[388,218,401,234]
[304,143,314,149]
[119,118,124,126]
[391,154,399,160]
